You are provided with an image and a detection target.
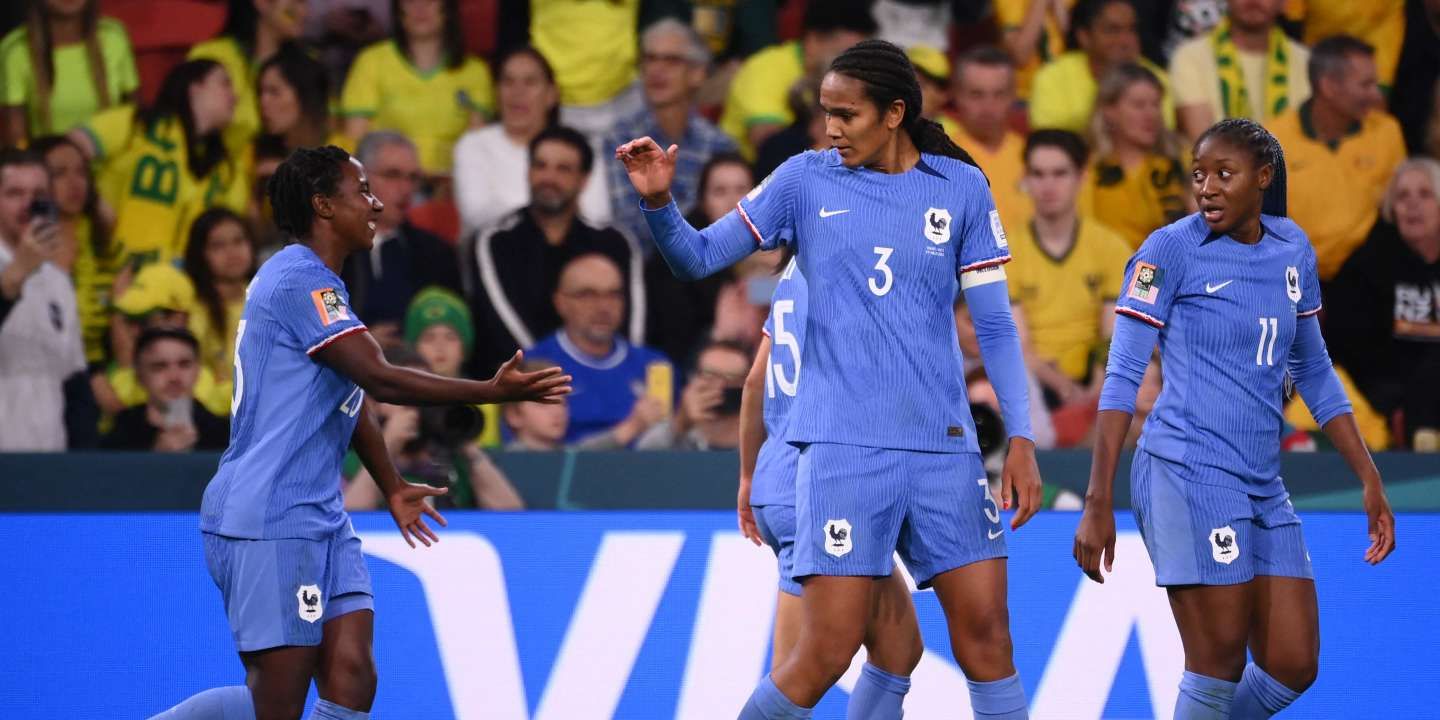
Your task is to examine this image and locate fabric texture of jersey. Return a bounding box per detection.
[340,40,495,174]
[753,504,802,597]
[0,17,138,136]
[1131,450,1313,586]
[201,244,368,540]
[1110,213,1343,495]
[202,519,374,651]
[527,330,673,444]
[792,443,1005,588]
[1006,216,1131,380]
[737,150,1010,453]
[750,257,807,507]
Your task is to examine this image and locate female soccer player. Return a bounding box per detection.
[150,145,569,720]
[1073,118,1397,719]
[737,255,923,716]
[620,39,1042,720]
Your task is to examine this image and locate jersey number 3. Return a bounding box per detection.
[869,246,894,297]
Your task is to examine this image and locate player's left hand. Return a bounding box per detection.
[1362,481,1395,565]
[1002,436,1042,530]
[737,477,762,547]
[389,481,449,548]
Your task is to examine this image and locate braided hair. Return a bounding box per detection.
[1194,118,1288,217]
[267,145,351,241]
[827,39,983,174]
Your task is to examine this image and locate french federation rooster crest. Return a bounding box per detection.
[829,524,849,545]
[928,211,948,233]
[303,589,320,609]
[1213,532,1235,554]
[824,519,853,557]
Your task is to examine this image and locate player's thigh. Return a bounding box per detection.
[791,443,905,583]
[928,557,1014,681]
[896,450,1005,590]
[863,567,922,676]
[1248,575,1319,689]
[1165,583,1253,681]
[793,574,877,666]
[1131,452,1255,588]
[241,645,322,720]
[315,608,377,709]
[771,590,804,672]
[754,504,804,598]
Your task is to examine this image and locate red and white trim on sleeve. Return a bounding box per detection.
[736,203,764,245]
[1116,306,1165,329]
[307,325,368,355]
[1297,305,1322,318]
[959,255,1012,273]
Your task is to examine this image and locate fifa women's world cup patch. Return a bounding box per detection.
[1127,262,1163,304]
[311,288,352,326]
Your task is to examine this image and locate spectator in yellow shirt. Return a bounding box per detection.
[944,45,1031,222]
[1007,129,1131,407]
[1288,0,1405,89]
[188,0,309,142]
[1169,0,1311,142]
[341,0,495,176]
[1267,35,1405,280]
[0,0,138,144]
[1083,62,1193,248]
[69,59,249,270]
[182,208,256,394]
[993,0,1076,100]
[31,134,113,367]
[529,0,643,140]
[1028,0,1176,135]
[719,0,875,160]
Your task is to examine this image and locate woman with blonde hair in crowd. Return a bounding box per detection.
[0,0,138,145]
[1083,61,1195,249]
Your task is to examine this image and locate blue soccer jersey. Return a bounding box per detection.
[736,150,1012,453]
[1114,214,1335,494]
[527,331,674,444]
[750,257,808,507]
[201,244,369,540]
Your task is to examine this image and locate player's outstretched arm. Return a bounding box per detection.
[352,398,448,548]
[1288,314,1396,565]
[616,136,758,280]
[736,336,770,547]
[1076,314,1158,583]
[317,331,571,406]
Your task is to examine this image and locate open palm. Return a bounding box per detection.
[615,136,678,203]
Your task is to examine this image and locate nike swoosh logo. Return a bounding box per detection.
[1205,280,1234,293]
[988,528,1003,540]
[819,207,850,218]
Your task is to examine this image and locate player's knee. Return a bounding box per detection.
[252,695,307,720]
[865,624,923,676]
[1262,651,1319,693]
[1184,643,1248,682]
[807,630,866,682]
[949,605,1012,669]
[324,646,378,706]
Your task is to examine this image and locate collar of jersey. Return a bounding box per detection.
[557,330,630,370]
[831,151,949,180]
[1201,217,1290,245]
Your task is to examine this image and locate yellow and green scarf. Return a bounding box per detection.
[1212,18,1290,120]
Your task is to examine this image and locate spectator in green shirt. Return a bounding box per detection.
[1,0,138,144]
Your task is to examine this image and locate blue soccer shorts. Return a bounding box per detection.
[202,518,374,652]
[791,443,1006,589]
[1131,450,1313,587]
[753,504,803,597]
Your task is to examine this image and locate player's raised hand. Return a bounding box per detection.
[389,481,449,548]
[1363,480,1396,565]
[615,136,678,207]
[1001,436,1043,530]
[490,350,572,404]
[1073,503,1117,583]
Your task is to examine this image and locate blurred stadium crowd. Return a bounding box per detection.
[0,0,1436,508]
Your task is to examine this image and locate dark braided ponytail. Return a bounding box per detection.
[1195,118,1289,217]
[827,39,984,175]
[267,145,351,241]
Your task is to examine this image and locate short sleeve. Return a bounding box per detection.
[735,152,803,250]
[956,170,1012,274]
[1114,228,1187,328]
[1,30,31,106]
[271,270,368,355]
[80,104,135,162]
[1296,239,1322,317]
[340,45,381,118]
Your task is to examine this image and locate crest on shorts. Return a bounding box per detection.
[824,519,853,557]
[1209,525,1238,564]
[1286,266,1301,303]
[311,288,351,326]
[924,207,951,244]
[297,584,323,623]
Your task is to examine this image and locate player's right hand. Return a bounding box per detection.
[737,477,762,547]
[1073,504,1117,584]
[615,136,678,208]
[490,350,572,404]
[1363,481,1396,565]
